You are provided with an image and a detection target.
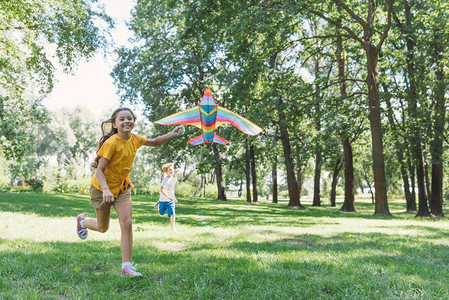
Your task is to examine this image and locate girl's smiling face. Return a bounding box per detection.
[113,110,135,134]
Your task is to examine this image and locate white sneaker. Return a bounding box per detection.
[76,214,88,240]
[121,262,142,277]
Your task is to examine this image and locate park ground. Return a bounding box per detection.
[1,193,448,299]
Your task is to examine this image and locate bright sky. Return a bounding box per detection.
[42,0,141,119]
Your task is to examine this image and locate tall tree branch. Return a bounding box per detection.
[310,10,367,49]
[331,0,367,29]
[392,11,405,35]
[376,0,395,52]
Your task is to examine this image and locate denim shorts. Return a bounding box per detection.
[158,201,175,217]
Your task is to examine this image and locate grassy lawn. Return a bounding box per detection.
[1,192,448,299]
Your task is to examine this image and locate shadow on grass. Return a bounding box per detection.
[135,196,448,227]
[0,192,92,217]
[1,192,447,228]
[227,231,449,256]
[132,197,342,227]
[2,192,449,298]
[2,228,449,299]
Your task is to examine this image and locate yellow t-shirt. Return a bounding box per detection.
[91,133,147,198]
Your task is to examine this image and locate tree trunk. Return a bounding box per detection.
[201,174,206,197]
[279,110,302,208]
[395,0,417,212]
[313,150,321,206]
[313,57,322,207]
[424,160,431,205]
[330,158,342,207]
[382,82,414,211]
[415,151,430,216]
[410,124,427,216]
[341,137,356,212]
[296,149,303,198]
[272,159,278,203]
[238,177,243,198]
[250,145,258,203]
[401,160,414,212]
[429,30,445,217]
[409,163,416,210]
[336,27,356,212]
[366,44,390,215]
[245,139,251,203]
[396,1,429,217]
[363,170,375,204]
[410,133,427,215]
[311,0,393,215]
[212,144,227,201]
[269,52,301,208]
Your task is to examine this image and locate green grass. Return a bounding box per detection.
[1,192,448,299]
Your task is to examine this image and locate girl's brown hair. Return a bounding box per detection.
[91,108,137,168]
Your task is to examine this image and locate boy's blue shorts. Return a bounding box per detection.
[159,201,175,217]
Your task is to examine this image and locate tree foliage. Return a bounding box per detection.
[0,0,112,159]
[2,0,448,217]
[0,0,112,95]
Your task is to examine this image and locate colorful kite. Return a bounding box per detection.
[154,89,263,145]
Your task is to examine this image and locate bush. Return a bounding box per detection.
[0,174,9,186]
[132,184,160,196]
[52,178,91,194]
[0,185,32,193]
[52,181,68,193]
[204,184,217,198]
[133,181,201,198]
[148,184,161,195]
[444,189,449,201]
[28,178,44,192]
[279,190,289,198]
[176,182,194,198]
[0,184,11,193]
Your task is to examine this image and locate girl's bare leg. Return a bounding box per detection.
[113,201,133,263]
[83,207,111,233]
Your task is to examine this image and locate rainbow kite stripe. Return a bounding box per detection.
[154,89,262,145]
[155,106,201,129]
[200,105,217,143]
[216,107,263,136]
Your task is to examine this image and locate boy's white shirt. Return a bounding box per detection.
[159,176,177,202]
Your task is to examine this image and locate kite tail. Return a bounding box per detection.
[188,134,229,145]
[213,135,229,145]
[188,135,205,145]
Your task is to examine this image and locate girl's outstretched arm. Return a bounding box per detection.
[145,126,184,147]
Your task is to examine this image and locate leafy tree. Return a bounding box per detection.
[5,106,98,184]
[39,107,97,168]
[0,0,112,159]
[427,2,448,217]
[385,0,429,216]
[204,0,315,207]
[380,0,448,216]
[0,0,112,96]
[113,0,231,199]
[0,95,47,159]
[305,0,395,215]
